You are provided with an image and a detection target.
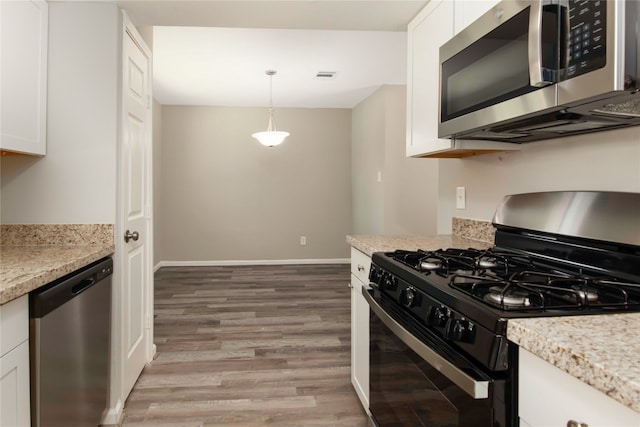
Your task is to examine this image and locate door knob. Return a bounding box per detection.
[124,230,139,243]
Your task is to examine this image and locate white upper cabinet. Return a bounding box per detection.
[406,0,454,158]
[454,0,501,34]
[406,0,519,158]
[1,0,48,156]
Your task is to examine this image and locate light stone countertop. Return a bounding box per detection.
[0,224,115,305]
[346,232,640,415]
[346,234,492,257]
[0,244,115,305]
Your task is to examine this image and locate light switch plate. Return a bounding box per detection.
[456,187,466,209]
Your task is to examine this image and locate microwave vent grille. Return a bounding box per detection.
[593,98,640,118]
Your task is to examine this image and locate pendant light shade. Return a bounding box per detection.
[252,70,289,147]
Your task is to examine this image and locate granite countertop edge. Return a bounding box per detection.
[346,234,492,256]
[0,244,115,305]
[346,234,640,414]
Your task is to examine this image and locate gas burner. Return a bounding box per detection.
[392,249,478,273]
[477,256,499,269]
[420,257,443,271]
[575,287,599,303]
[475,251,536,276]
[484,286,532,308]
[391,250,429,269]
[541,281,603,308]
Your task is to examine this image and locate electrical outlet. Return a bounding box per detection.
[300,236,307,245]
[456,187,466,209]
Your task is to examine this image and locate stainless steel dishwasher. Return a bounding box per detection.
[29,257,112,427]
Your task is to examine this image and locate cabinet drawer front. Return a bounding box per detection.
[0,295,29,357]
[350,248,371,285]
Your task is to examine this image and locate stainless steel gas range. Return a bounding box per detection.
[364,191,640,427]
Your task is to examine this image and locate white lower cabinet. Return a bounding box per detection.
[0,296,31,427]
[519,348,640,427]
[350,248,371,413]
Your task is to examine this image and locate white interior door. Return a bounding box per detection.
[120,21,153,399]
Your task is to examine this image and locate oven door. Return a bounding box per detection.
[364,287,512,427]
[438,0,561,139]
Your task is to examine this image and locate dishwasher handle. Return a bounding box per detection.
[30,257,113,318]
[72,277,96,294]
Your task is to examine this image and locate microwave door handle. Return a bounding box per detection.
[528,1,553,87]
[362,287,490,400]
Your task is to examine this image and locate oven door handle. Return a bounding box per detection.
[363,287,490,400]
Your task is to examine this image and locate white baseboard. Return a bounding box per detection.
[154,258,350,271]
[100,399,123,426]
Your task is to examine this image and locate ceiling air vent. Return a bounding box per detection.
[315,71,337,80]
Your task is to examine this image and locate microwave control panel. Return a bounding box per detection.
[564,0,607,79]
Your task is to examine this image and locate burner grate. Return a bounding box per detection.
[391,248,534,277]
[450,273,640,311]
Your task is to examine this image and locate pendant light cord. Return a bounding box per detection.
[267,70,276,131]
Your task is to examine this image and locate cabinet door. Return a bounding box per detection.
[519,348,640,427]
[0,296,30,426]
[0,296,29,357]
[454,0,501,34]
[0,341,31,427]
[350,247,371,412]
[0,0,48,155]
[406,0,455,157]
[350,273,370,412]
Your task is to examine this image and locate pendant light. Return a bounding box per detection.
[252,70,289,147]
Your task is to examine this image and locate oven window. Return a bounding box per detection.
[369,309,495,426]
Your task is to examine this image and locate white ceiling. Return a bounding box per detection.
[117,1,428,108]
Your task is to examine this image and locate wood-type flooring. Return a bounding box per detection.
[121,264,369,426]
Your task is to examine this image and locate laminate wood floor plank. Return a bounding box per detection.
[121,264,368,426]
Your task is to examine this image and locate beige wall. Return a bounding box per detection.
[158,105,352,262]
[437,126,640,233]
[351,85,438,235]
[351,85,385,234]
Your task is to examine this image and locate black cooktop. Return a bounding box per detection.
[388,247,640,312]
[371,246,640,333]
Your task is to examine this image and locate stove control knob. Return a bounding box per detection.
[382,273,397,291]
[430,306,449,327]
[404,287,417,307]
[368,266,380,284]
[447,318,474,343]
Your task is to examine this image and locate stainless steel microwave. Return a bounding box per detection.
[438,0,640,143]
